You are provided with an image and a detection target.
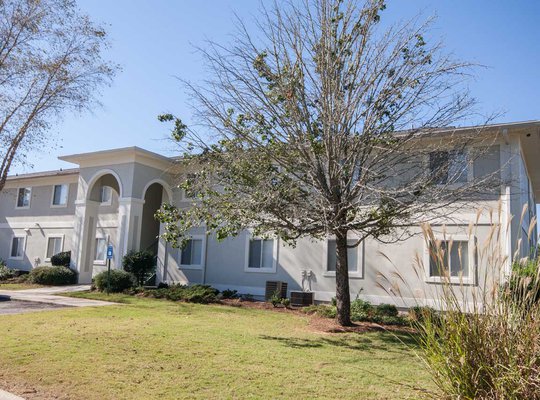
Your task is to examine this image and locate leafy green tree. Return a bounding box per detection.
[122,250,156,287]
[157,0,493,325]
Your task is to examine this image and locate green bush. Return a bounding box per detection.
[221,289,238,299]
[302,304,337,318]
[122,250,156,286]
[145,284,219,304]
[375,303,399,317]
[50,251,71,267]
[28,266,76,285]
[94,270,136,292]
[269,289,283,307]
[281,298,291,308]
[350,298,374,318]
[0,264,16,281]
[507,259,540,304]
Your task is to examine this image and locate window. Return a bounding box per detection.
[94,238,107,263]
[426,236,475,284]
[10,236,25,259]
[325,239,363,278]
[46,236,63,260]
[179,237,205,269]
[51,184,69,206]
[429,150,468,184]
[100,186,112,205]
[16,187,31,208]
[245,238,276,272]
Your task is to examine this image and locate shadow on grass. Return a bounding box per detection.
[259,331,419,352]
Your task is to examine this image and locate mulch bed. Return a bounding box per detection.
[219,298,416,334]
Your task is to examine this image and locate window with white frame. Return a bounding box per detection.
[180,237,205,268]
[246,238,275,271]
[16,187,31,208]
[46,236,63,260]
[51,184,69,206]
[326,239,361,276]
[94,238,107,263]
[100,186,112,205]
[429,150,468,184]
[426,237,474,283]
[10,236,25,259]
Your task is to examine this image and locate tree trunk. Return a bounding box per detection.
[335,229,352,326]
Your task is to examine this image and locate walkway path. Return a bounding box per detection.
[0,285,116,308]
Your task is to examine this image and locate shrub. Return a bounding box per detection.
[157,282,169,289]
[302,304,337,318]
[350,298,374,318]
[221,289,238,299]
[374,303,399,317]
[28,266,76,285]
[122,250,156,286]
[408,306,439,324]
[94,270,136,293]
[0,264,16,281]
[145,284,219,304]
[269,289,283,307]
[281,298,291,308]
[50,251,71,267]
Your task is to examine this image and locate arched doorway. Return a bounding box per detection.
[74,170,123,283]
[141,180,172,284]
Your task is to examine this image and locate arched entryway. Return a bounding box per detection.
[141,180,172,284]
[72,170,124,283]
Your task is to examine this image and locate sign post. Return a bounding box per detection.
[106,245,114,294]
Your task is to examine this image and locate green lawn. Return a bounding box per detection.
[0,293,432,399]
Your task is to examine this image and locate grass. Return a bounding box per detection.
[0,293,431,399]
[0,283,43,290]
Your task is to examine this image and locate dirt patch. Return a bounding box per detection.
[0,375,62,400]
[219,298,415,334]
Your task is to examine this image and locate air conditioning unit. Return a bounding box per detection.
[290,291,314,307]
[265,281,288,300]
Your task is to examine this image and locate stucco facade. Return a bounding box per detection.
[1,121,539,306]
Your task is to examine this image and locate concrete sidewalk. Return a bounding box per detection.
[0,285,116,308]
[0,388,25,400]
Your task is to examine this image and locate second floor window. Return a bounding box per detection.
[429,150,468,185]
[100,186,112,205]
[52,184,69,206]
[16,187,31,208]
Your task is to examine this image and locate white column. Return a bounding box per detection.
[117,197,145,261]
[71,200,99,284]
[156,222,169,283]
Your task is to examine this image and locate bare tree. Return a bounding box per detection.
[158,0,496,326]
[0,0,117,191]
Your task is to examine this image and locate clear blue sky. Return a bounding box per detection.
[14,0,540,174]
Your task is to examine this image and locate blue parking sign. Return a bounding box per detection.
[106,245,113,260]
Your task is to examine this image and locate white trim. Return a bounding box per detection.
[50,183,70,208]
[9,235,26,260]
[44,234,65,262]
[178,235,207,270]
[244,234,278,273]
[322,237,364,279]
[15,187,32,209]
[423,233,476,285]
[85,168,124,201]
[142,179,173,203]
